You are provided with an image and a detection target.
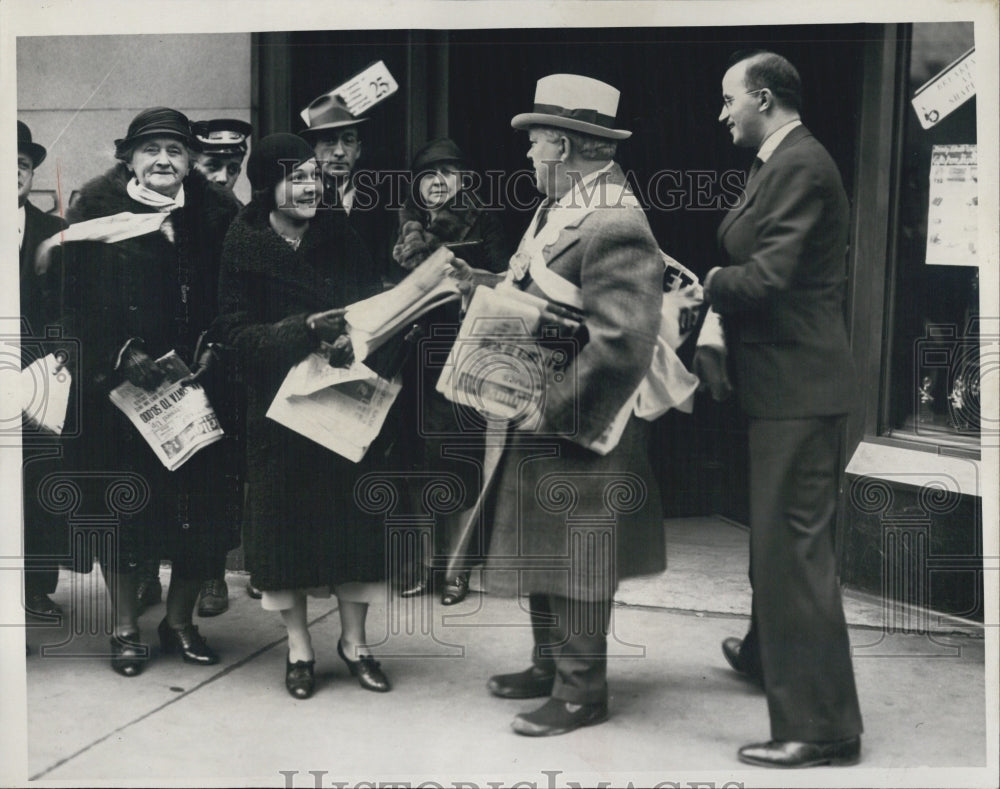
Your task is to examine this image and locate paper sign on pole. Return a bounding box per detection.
[299,61,398,124]
[911,47,976,130]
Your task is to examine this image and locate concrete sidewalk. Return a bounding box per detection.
[16,517,991,787]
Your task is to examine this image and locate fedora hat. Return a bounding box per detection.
[17,121,47,168]
[299,94,367,142]
[511,74,631,140]
[192,118,253,156]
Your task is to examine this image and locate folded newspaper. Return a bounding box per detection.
[345,246,463,361]
[435,285,582,430]
[108,351,224,470]
[20,353,72,435]
[266,353,401,463]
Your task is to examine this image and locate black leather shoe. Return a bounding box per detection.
[738,736,861,768]
[285,653,316,699]
[26,592,63,619]
[337,639,391,692]
[512,698,608,737]
[110,631,148,677]
[399,567,433,598]
[440,572,470,605]
[158,618,220,665]
[197,578,229,617]
[135,575,162,614]
[488,666,556,699]
[722,636,763,685]
[246,581,263,600]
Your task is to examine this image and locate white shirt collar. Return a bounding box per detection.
[339,182,355,213]
[18,205,26,250]
[757,119,802,163]
[556,160,616,208]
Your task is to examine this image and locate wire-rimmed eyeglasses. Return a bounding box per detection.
[722,88,767,109]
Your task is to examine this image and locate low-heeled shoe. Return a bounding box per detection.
[511,698,608,737]
[197,578,229,617]
[337,640,391,692]
[26,592,63,620]
[440,572,470,606]
[110,632,148,677]
[737,736,861,768]
[487,666,556,699]
[246,581,263,600]
[399,568,433,598]
[135,576,162,613]
[285,653,316,699]
[721,636,763,686]
[157,618,220,665]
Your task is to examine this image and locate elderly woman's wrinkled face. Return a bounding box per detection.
[129,136,190,197]
[418,164,461,210]
[274,158,322,222]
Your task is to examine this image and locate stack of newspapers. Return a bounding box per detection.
[109,351,224,471]
[345,246,464,361]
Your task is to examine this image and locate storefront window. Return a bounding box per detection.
[885,22,979,450]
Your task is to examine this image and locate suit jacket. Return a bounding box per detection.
[19,200,67,347]
[708,125,856,418]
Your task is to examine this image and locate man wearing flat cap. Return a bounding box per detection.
[191,118,252,196]
[455,74,666,736]
[18,119,68,621]
[300,95,390,283]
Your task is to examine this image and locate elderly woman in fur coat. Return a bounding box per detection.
[393,138,510,605]
[213,134,391,700]
[51,108,241,677]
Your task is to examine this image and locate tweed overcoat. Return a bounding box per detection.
[483,163,666,601]
[213,201,387,591]
[55,164,241,570]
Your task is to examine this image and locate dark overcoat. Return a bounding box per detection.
[56,164,241,570]
[483,163,666,601]
[213,201,386,591]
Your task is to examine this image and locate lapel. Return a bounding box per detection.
[718,124,812,245]
[20,201,44,270]
[541,163,630,266]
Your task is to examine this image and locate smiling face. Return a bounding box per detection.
[719,61,766,150]
[313,128,362,182]
[17,152,34,207]
[128,136,190,197]
[273,158,322,222]
[194,152,244,191]
[417,164,461,209]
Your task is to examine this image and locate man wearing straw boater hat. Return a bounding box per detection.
[466,74,666,736]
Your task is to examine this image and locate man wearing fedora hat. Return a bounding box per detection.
[464,74,666,736]
[300,95,390,283]
[18,119,69,622]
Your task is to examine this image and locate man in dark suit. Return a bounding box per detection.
[699,51,863,767]
[18,120,68,619]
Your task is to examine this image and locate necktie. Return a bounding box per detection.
[747,156,763,184]
[533,198,555,236]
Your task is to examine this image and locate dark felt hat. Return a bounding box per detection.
[246,133,317,191]
[411,138,467,173]
[192,118,253,156]
[17,121,47,168]
[299,94,367,142]
[114,107,193,159]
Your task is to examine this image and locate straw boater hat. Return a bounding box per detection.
[511,74,631,140]
[299,94,367,142]
[191,119,253,156]
[18,120,49,168]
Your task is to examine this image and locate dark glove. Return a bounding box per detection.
[306,308,348,344]
[180,346,218,387]
[119,345,165,391]
[692,346,732,403]
[393,220,437,270]
[326,333,354,368]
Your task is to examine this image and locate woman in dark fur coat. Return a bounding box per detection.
[53,108,241,677]
[393,138,509,605]
[213,134,391,700]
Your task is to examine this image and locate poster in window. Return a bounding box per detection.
[926,144,978,267]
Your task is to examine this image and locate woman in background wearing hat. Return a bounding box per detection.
[393,138,509,605]
[53,107,241,676]
[213,133,391,700]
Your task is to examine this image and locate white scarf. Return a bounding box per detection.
[126,178,185,211]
